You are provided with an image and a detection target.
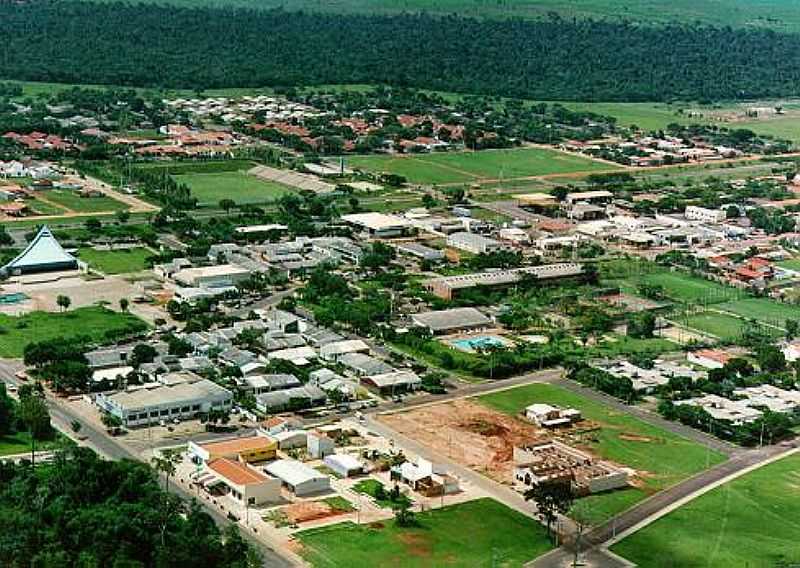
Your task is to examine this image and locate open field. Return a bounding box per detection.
[77,247,152,275]
[680,311,750,341]
[608,269,743,305]
[296,497,552,567]
[478,383,726,524]
[42,190,129,213]
[174,171,294,205]
[719,297,800,328]
[347,147,619,185]
[777,257,800,271]
[612,452,800,567]
[0,306,147,357]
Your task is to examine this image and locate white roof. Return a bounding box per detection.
[91,366,134,382]
[324,453,363,471]
[265,459,327,485]
[320,339,369,358]
[365,370,421,388]
[341,212,410,230]
[3,226,77,271]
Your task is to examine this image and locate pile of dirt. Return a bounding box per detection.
[380,399,549,482]
[284,501,339,524]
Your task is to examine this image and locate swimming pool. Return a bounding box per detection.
[450,335,511,352]
[0,292,28,305]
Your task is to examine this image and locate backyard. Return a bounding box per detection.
[612,452,800,567]
[296,497,552,567]
[478,383,727,524]
[0,306,147,357]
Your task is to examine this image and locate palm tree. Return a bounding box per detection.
[151,448,182,492]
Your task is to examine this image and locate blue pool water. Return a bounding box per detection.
[452,335,508,351]
[0,292,28,305]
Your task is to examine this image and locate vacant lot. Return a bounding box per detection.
[612,452,800,567]
[0,306,147,357]
[174,170,293,205]
[77,247,152,274]
[348,147,617,185]
[478,383,726,524]
[297,498,552,567]
[380,398,549,481]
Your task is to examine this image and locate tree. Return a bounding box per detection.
[70,420,82,434]
[786,319,799,341]
[151,448,182,492]
[130,343,157,367]
[524,477,574,543]
[56,295,72,312]
[101,412,123,434]
[119,297,130,313]
[17,386,51,466]
[219,198,236,213]
[116,209,131,223]
[393,501,416,527]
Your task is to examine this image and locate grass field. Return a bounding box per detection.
[77,247,152,274]
[174,171,294,205]
[612,452,800,567]
[719,297,800,328]
[777,257,800,271]
[42,190,129,213]
[347,147,618,185]
[681,311,750,341]
[297,498,553,567]
[0,306,147,357]
[478,383,726,524]
[610,269,742,305]
[0,431,63,457]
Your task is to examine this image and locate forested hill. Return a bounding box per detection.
[5,1,800,101]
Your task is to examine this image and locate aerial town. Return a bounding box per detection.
[1,3,800,568]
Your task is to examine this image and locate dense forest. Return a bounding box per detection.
[5,2,800,101]
[0,445,261,567]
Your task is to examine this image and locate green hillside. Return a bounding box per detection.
[83,0,800,32]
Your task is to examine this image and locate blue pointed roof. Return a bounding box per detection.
[3,225,77,272]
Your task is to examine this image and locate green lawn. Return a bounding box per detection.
[0,306,148,357]
[0,431,62,457]
[719,297,800,328]
[352,479,412,509]
[77,247,152,274]
[347,147,617,185]
[612,270,741,305]
[738,116,800,144]
[174,171,294,205]
[681,311,749,341]
[612,453,800,567]
[777,257,800,272]
[297,498,553,567]
[478,383,726,524]
[43,190,129,213]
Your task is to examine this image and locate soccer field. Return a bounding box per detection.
[612,452,800,567]
[297,498,553,567]
[174,171,294,205]
[478,383,726,524]
[719,297,800,328]
[347,147,618,185]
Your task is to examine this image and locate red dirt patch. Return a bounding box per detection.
[380,399,550,482]
[397,533,433,558]
[284,501,342,524]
